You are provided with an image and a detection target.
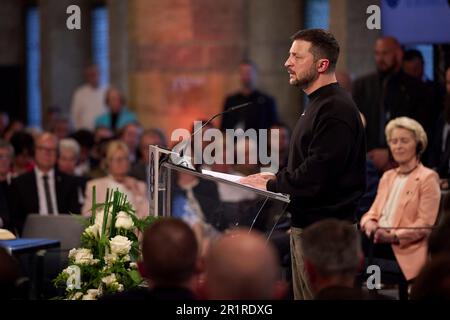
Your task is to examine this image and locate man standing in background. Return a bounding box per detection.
[70,64,106,131]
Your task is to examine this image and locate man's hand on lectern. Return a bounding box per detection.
[238,172,276,190]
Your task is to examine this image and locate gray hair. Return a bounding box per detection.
[0,139,14,157]
[58,138,80,159]
[385,117,428,156]
[300,219,362,276]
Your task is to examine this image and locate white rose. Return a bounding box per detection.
[94,208,112,235]
[82,289,99,300]
[69,248,97,265]
[101,274,117,286]
[115,211,134,230]
[83,224,99,238]
[70,292,83,300]
[62,266,71,275]
[110,235,132,256]
[117,284,124,292]
[68,248,78,260]
[104,252,118,267]
[129,262,137,269]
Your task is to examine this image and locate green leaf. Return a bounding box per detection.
[128,269,142,285]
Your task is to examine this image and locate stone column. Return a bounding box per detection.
[108,0,128,96]
[39,0,91,123]
[247,0,303,128]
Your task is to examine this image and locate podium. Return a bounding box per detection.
[148,145,290,236]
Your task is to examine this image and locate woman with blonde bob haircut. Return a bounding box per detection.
[82,140,149,218]
[360,117,440,281]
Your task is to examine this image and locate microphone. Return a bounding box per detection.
[191,102,251,137]
[170,102,252,170]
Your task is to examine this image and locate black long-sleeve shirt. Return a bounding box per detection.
[267,83,366,228]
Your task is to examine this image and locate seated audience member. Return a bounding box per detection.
[203,229,285,300]
[130,128,167,182]
[57,138,80,176]
[171,170,223,243]
[102,218,199,300]
[266,122,290,171]
[70,129,95,177]
[51,116,72,140]
[360,117,440,282]
[58,138,87,204]
[8,133,82,234]
[301,219,377,300]
[84,126,114,178]
[0,247,21,300]
[9,131,34,178]
[2,119,24,142]
[95,86,137,133]
[0,139,13,229]
[410,255,450,300]
[82,140,149,218]
[118,122,142,164]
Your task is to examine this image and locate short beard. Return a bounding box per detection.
[291,64,319,90]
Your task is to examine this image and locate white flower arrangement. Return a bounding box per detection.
[53,187,157,300]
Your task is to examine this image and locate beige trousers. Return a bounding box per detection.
[290,227,314,300]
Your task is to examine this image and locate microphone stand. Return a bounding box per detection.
[168,102,252,171]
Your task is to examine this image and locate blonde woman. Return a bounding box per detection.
[82,140,149,218]
[360,117,440,281]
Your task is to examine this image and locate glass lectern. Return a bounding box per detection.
[148,145,290,237]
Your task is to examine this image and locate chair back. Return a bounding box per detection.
[22,214,86,251]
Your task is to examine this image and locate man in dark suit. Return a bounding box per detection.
[0,139,13,230]
[220,59,279,132]
[9,132,81,235]
[352,37,433,172]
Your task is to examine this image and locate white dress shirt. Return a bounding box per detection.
[35,167,59,215]
[70,84,106,130]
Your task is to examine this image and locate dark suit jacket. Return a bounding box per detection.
[8,169,82,235]
[0,180,11,230]
[428,114,450,178]
[353,70,433,152]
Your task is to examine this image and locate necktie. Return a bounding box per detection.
[43,174,55,214]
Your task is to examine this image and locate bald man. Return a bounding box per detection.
[8,132,81,235]
[102,218,199,300]
[353,36,433,172]
[204,229,285,300]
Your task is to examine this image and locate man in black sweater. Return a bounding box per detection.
[240,29,366,299]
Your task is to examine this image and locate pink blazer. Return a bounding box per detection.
[82,176,149,219]
[360,164,440,280]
